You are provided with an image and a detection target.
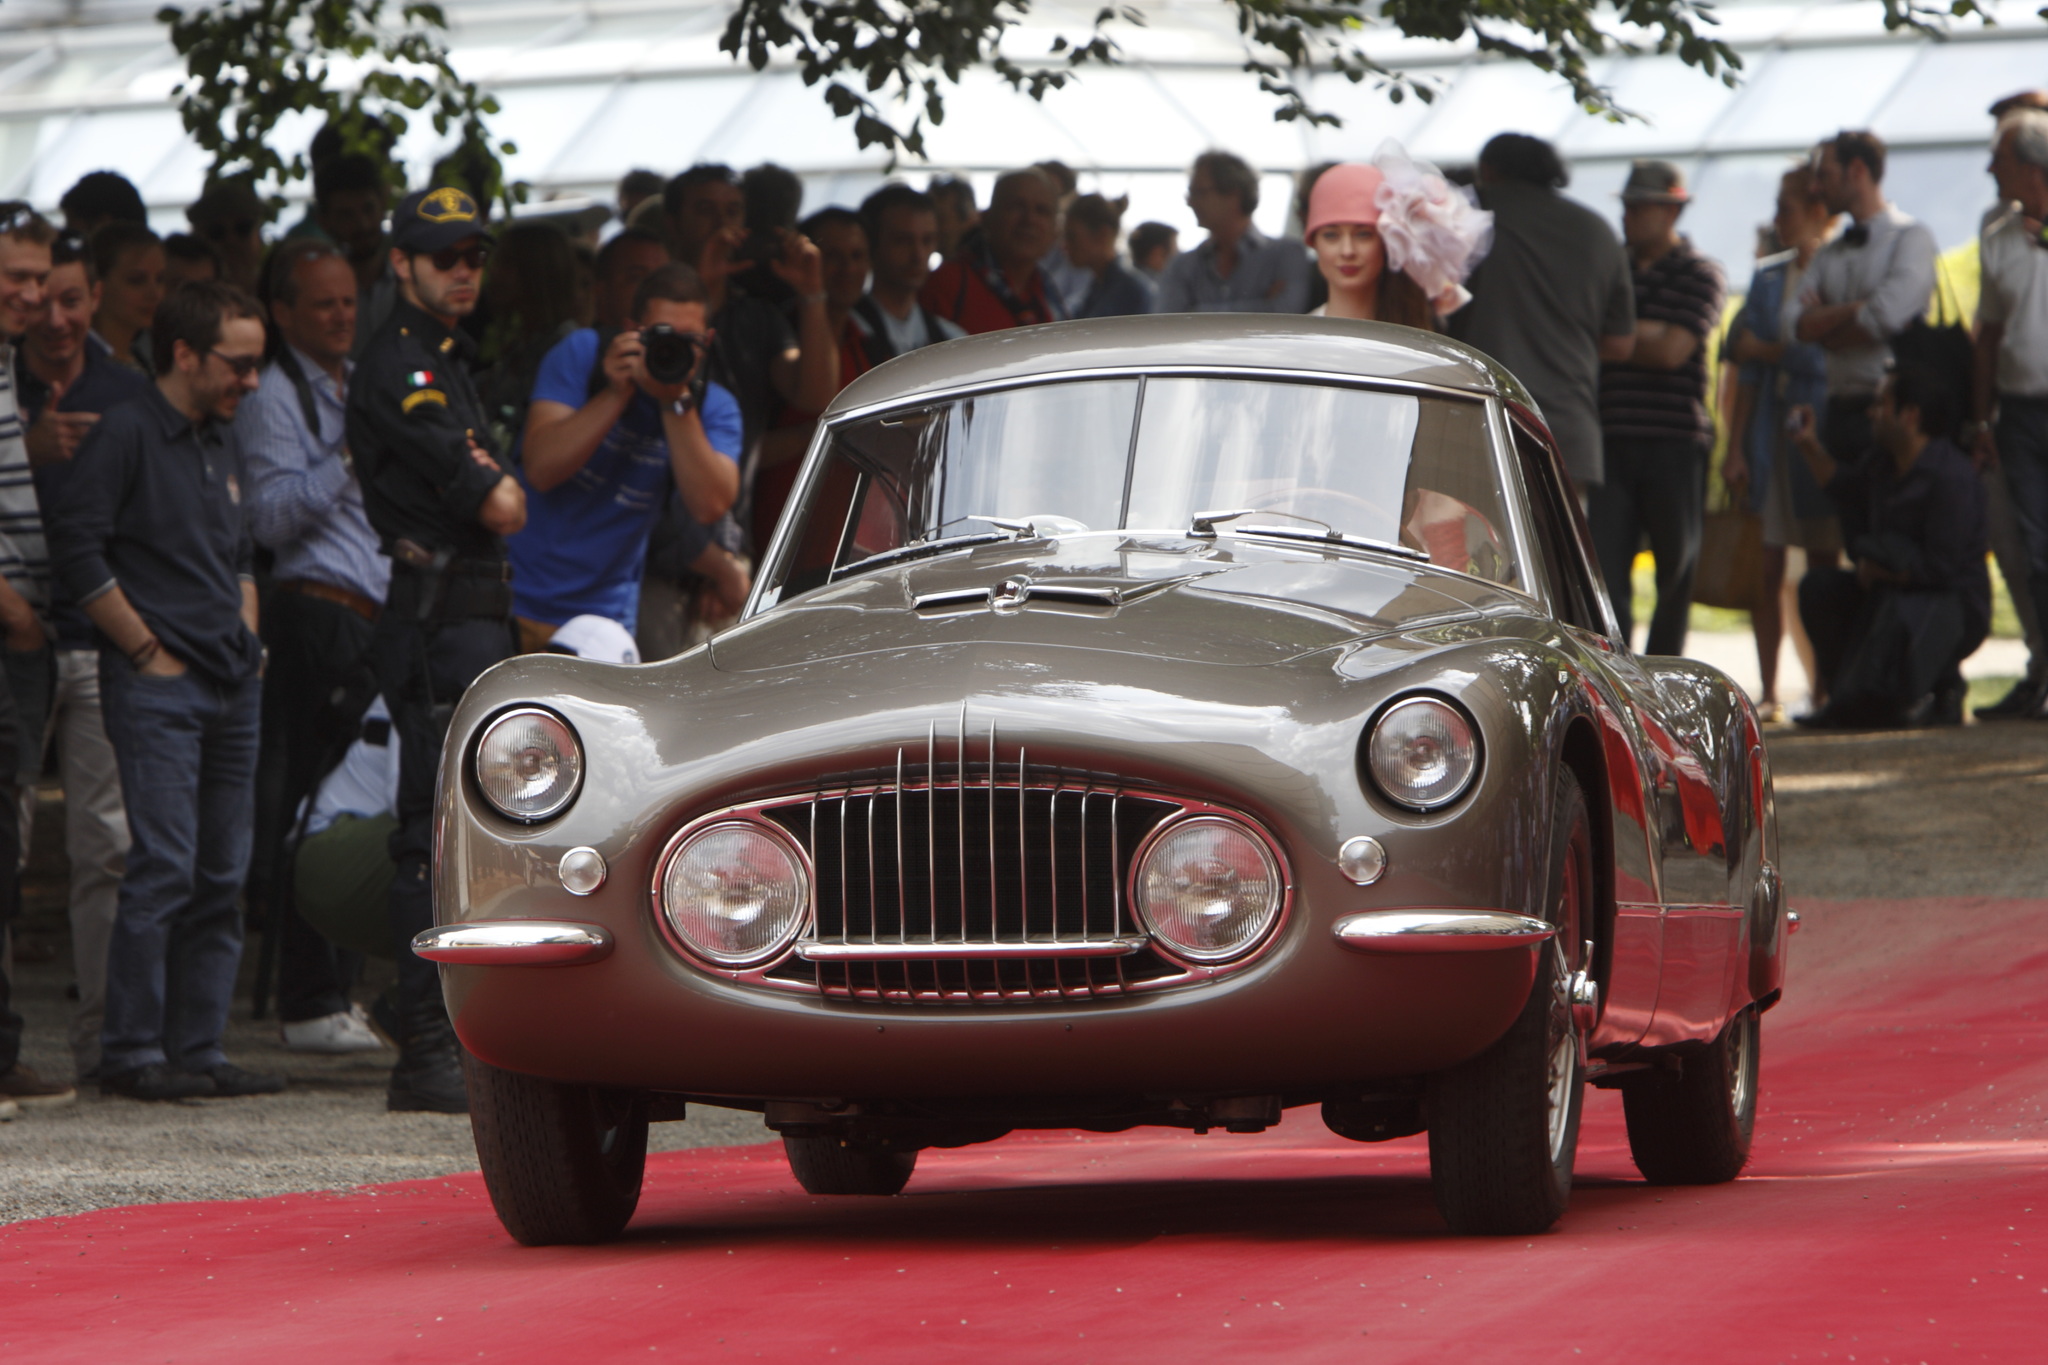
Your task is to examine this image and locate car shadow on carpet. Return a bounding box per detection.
[612,1169,1695,1249]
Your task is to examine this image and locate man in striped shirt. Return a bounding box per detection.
[0,201,79,1113]
[1589,161,1728,657]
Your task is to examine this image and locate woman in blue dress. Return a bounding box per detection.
[1722,164,1842,719]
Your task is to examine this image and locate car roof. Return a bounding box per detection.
[824,313,1540,419]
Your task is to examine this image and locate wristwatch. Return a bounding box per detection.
[670,394,696,417]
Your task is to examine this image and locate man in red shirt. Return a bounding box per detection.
[921,169,1065,334]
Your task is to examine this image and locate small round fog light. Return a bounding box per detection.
[559,846,607,895]
[1338,835,1387,886]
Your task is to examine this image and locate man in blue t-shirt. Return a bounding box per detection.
[512,262,743,649]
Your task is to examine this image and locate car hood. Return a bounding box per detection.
[711,535,1522,673]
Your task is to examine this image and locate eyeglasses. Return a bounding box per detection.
[209,349,263,378]
[428,244,490,272]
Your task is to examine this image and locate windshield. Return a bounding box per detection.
[760,376,1517,606]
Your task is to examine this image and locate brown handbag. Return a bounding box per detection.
[1692,501,1764,611]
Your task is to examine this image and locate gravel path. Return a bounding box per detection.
[5,719,2044,1224]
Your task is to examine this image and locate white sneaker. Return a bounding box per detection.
[282,1006,388,1054]
[0,1097,18,1120]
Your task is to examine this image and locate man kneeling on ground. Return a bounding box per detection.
[1792,367,1989,728]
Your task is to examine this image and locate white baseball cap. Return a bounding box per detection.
[545,614,640,665]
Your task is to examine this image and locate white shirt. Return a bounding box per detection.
[1979,207,2048,399]
[858,300,964,358]
[302,696,400,837]
[1805,203,1938,398]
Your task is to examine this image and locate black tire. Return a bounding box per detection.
[1623,1006,1759,1184]
[783,1135,917,1195]
[1427,764,1592,1236]
[465,1053,648,1245]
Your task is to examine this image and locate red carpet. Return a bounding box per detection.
[6,897,2047,1363]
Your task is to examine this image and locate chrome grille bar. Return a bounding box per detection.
[747,724,1260,1003]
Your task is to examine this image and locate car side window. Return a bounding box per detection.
[1509,424,1609,637]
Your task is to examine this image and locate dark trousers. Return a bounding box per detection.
[1822,393,1875,472]
[369,606,514,1024]
[257,590,376,1023]
[1589,436,1709,657]
[0,654,21,1073]
[1800,570,1980,724]
[98,657,261,1074]
[1991,396,2048,616]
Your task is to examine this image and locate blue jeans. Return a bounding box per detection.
[98,655,261,1074]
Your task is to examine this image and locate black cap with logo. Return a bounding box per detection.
[390,186,496,253]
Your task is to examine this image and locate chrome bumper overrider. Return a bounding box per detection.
[1332,910,1557,953]
[413,921,614,965]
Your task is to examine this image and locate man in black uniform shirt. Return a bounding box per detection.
[347,187,526,1112]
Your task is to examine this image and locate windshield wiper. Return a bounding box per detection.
[1188,508,1430,563]
[834,532,1011,579]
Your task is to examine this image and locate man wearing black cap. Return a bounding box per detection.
[347,186,526,1113]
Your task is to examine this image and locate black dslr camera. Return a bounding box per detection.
[640,324,705,385]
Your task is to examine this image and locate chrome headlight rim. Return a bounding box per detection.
[1128,810,1291,967]
[471,705,585,824]
[1364,692,1483,813]
[651,816,814,970]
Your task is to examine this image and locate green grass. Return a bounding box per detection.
[1628,553,2024,639]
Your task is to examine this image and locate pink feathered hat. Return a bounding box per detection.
[1303,163,1385,240]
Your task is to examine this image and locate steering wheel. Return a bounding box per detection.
[1247,487,1391,534]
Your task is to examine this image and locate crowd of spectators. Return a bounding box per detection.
[0,92,2039,1118]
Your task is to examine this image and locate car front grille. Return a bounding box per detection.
[756,747,1185,1002]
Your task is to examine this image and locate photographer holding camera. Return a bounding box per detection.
[510,262,744,651]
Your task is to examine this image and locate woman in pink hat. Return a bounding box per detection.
[1304,146,1491,330]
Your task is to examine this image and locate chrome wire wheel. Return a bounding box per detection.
[1427,764,1591,1235]
[1623,1003,1762,1186]
[1727,1007,1759,1126]
[1545,937,1579,1165]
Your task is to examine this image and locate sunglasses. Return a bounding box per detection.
[209,349,263,378]
[202,220,258,241]
[428,244,490,272]
[0,204,39,236]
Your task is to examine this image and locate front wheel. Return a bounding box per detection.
[466,1053,649,1245]
[1427,765,1591,1235]
[1623,1007,1760,1184]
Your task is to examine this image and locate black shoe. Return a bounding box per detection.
[1906,684,1967,728]
[1973,676,2043,720]
[190,1062,286,1097]
[387,996,469,1114]
[101,1062,217,1101]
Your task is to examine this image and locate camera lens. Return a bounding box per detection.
[641,324,697,385]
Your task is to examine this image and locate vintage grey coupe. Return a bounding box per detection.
[419,315,1787,1245]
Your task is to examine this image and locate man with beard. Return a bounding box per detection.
[346,188,525,1113]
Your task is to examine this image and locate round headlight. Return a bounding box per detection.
[1367,695,1479,811]
[474,708,582,822]
[1133,816,1285,963]
[660,822,810,966]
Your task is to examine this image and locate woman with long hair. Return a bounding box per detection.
[1721,164,1842,720]
[1304,145,1490,331]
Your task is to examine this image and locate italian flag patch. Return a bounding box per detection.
[406,370,434,387]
